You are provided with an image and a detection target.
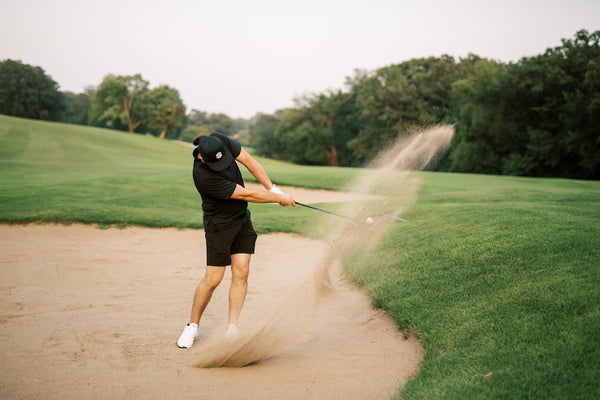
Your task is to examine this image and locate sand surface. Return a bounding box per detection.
[2,126,459,399]
[0,221,421,400]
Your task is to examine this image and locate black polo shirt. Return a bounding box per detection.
[192,133,247,223]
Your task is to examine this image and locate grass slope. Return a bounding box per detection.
[2,115,599,398]
[345,172,600,399]
[0,115,351,232]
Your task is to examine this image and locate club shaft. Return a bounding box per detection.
[295,202,356,222]
[382,212,408,222]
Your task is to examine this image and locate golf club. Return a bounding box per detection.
[295,202,407,224]
[377,210,408,223]
[295,201,360,222]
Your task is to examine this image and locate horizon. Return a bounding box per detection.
[1,0,599,119]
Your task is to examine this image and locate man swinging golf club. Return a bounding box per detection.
[177,132,295,348]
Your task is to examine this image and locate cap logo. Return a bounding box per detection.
[216,151,223,160]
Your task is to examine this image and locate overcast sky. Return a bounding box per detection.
[1,0,599,119]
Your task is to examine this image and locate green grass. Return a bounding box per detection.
[345,172,600,399]
[0,115,351,232]
[2,115,599,398]
[241,154,360,191]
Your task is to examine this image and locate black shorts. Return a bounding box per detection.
[204,211,257,266]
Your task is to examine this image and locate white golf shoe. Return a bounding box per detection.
[225,324,239,339]
[177,323,198,348]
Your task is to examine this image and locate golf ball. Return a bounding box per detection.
[366,217,374,224]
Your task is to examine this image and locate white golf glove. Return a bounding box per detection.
[269,185,284,195]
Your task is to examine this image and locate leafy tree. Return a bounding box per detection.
[276,105,323,164]
[89,74,150,132]
[347,56,459,163]
[450,29,600,179]
[208,113,237,136]
[187,109,208,126]
[275,91,360,166]
[450,59,509,174]
[61,86,93,125]
[248,112,284,158]
[235,117,250,132]
[525,30,600,178]
[147,85,186,139]
[0,59,63,120]
[188,109,237,136]
[179,125,208,143]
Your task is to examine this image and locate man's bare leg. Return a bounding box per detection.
[228,253,251,327]
[189,266,226,325]
[178,266,226,348]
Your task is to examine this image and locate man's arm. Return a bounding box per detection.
[235,148,276,191]
[230,184,295,207]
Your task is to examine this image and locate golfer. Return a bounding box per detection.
[177,132,295,348]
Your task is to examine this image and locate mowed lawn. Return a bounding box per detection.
[0,115,355,232]
[1,115,599,399]
[346,173,600,399]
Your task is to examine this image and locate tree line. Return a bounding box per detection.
[1,29,598,179]
[249,29,599,179]
[0,62,242,141]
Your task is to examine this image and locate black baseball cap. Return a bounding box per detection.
[196,136,233,171]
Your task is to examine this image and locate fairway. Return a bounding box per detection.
[1,115,599,399]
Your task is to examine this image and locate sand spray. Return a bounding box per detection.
[193,125,454,367]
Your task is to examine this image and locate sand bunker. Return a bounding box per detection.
[0,224,421,400]
[1,125,454,399]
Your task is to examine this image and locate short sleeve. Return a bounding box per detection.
[195,172,237,200]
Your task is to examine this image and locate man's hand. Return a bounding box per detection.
[270,185,294,206]
[278,194,295,207]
